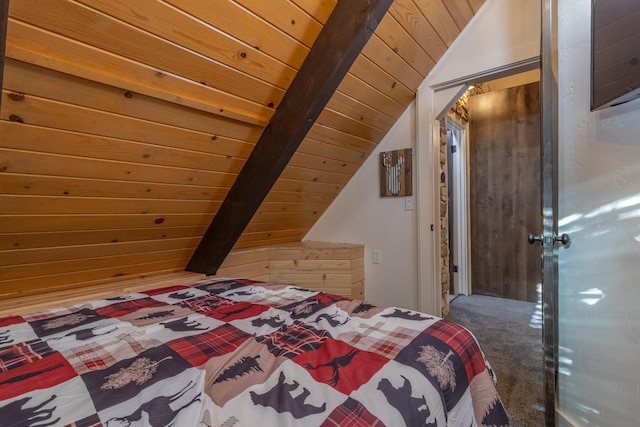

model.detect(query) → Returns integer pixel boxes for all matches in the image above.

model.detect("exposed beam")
[187,0,393,274]
[0,0,9,112]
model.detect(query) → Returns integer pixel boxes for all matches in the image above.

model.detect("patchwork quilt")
[0,278,509,426]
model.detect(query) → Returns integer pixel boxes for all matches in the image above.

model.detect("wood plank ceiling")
[0,0,485,298]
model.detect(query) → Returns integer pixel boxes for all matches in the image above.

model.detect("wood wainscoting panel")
[0,242,363,315]
[269,242,364,299]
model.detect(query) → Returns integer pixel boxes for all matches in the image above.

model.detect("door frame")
[416,58,539,316]
[540,0,559,424]
[446,117,471,296]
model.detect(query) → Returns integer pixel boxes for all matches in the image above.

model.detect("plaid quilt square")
[28,308,112,338]
[95,371,205,427]
[244,290,313,309]
[118,305,194,328]
[351,359,447,426]
[179,294,232,317]
[167,323,252,367]
[21,304,95,323]
[256,321,328,358]
[218,285,268,301]
[336,300,385,319]
[149,287,210,305]
[321,397,385,427]
[202,339,285,406]
[80,345,191,412]
[62,329,161,375]
[278,293,345,321]
[394,325,474,412]
[0,323,39,352]
[96,298,167,318]
[338,321,421,359]
[0,316,24,328]
[207,301,271,322]
[425,320,487,382]
[196,279,250,295]
[0,376,99,427]
[294,338,389,395]
[0,349,76,400]
[0,339,56,372]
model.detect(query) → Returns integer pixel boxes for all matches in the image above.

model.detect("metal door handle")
[528,232,571,247]
[554,233,571,247]
[528,233,543,244]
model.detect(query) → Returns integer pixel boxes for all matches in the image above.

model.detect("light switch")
[405,196,414,210]
[372,249,382,264]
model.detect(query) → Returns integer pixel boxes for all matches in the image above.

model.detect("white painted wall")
[416,0,541,314]
[557,1,640,425]
[423,0,541,89]
[305,104,419,310]
[306,0,542,314]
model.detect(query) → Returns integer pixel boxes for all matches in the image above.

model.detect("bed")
[0,277,509,426]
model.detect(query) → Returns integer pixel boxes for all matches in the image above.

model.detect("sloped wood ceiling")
[0,0,485,298]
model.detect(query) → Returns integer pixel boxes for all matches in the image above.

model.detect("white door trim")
[447,117,471,296]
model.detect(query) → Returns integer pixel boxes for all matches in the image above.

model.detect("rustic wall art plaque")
[379,148,412,197]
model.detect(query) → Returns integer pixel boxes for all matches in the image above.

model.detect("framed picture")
[591,0,640,110]
[379,148,412,197]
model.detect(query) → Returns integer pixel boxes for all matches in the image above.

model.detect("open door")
[469,83,542,302]
[530,0,567,424]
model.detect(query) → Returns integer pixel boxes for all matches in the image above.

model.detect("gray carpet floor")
[446,295,545,427]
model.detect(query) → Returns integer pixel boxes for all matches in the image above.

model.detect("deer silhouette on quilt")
[105,381,201,427]
[0,394,59,427]
[304,349,359,386]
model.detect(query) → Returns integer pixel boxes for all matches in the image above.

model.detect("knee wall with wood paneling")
[0,242,364,316]
[268,242,364,300]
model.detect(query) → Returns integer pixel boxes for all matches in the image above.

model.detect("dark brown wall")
[469,82,541,302]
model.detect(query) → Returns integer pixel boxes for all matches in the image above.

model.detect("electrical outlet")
[405,196,414,210]
[372,249,382,264]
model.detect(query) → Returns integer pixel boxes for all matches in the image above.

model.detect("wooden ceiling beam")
[187,0,393,274]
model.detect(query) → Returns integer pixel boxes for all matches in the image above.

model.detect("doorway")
[446,118,470,297]
[443,75,546,425]
[445,73,542,303]
[468,81,541,302]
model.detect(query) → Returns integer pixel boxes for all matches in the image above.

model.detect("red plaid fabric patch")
[0,316,24,327]
[246,292,308,309]
[168,323,251,367]
[321,397,386,427]
[294,339,388,395]
[207,301,270,322]
[313,292,347,306]
[339,322,419,359]
[257,321,328,358]
[0,339,56,372]
[62,329,151,375]
[425,320,486,381]
[0,351,76,400]
[96,297,167,318]
[179,294,232,316]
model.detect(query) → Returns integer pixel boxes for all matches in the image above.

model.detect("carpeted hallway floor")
[446,295,545,427]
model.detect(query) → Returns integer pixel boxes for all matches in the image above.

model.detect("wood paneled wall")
[270,242,364,300]
[0,0,485,298]
[0,241,364,316]
[469,82,541,302]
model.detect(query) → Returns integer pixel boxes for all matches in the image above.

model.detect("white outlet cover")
[372,249,382,264]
